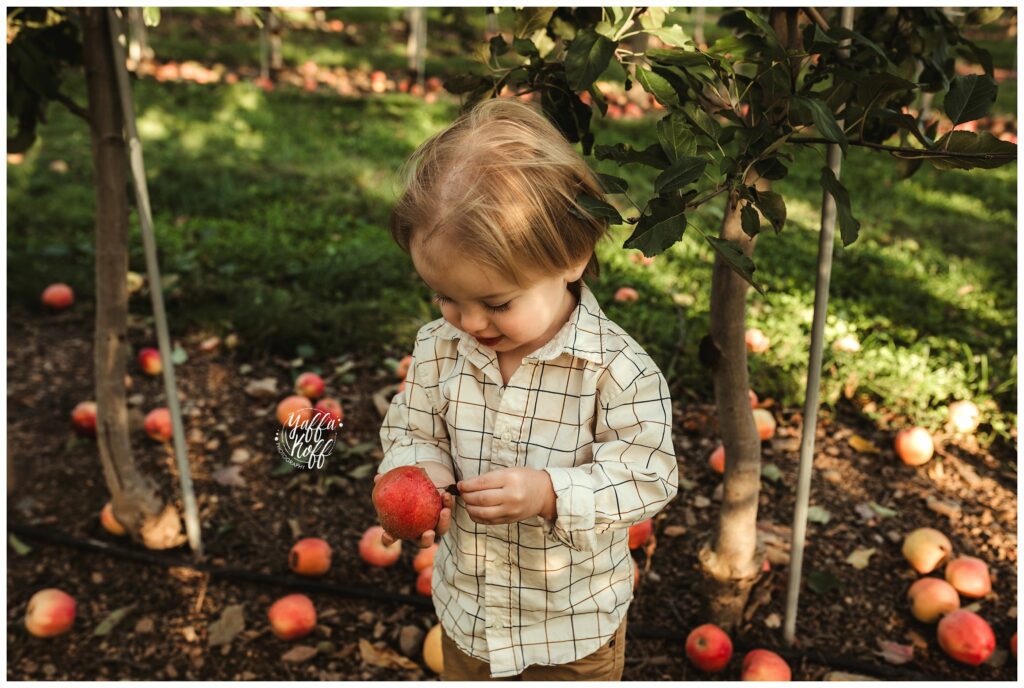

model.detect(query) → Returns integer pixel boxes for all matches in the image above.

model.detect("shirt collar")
[432,282,607,366]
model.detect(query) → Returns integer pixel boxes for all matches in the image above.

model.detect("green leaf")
[596,173,629,194]
[682,102,720,143]
[761,463,783,483]
[792,96,847,152]
[570,193,623,225]
[826,27,891,65]
[171,344,188,366]
[639,6,667,30]
[94,604,136,636]
[943,74,998,125]
[926,130,1017,170]
[964,7,1004,25]
[855,73,919,110]
[489,34,509,59]
[635,67,679,108]
[807,570,843,594]
[869,502,898,518]
[653,156,706,194]
[807,505,831,524]
[142,7,161,27]
[802,23,838,53]
[594,142,672,169]
[740,204,761,237]
[624,195,687,255]
[704,236,764,295]
[513,37,539,58]
[656,113,698,162]
[742,9,784,57]
[894,157,923,180]
[514,7,554,39]
[443,74,490,95]
[819,167,861,247]
[754,157,788,180]
[565,29,617,92]
[8,533,32,555]
[643,25,691,48]
[753,190,786,234]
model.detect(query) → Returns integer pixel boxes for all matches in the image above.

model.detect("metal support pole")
[106,8,203,556]
[783,5,854,646]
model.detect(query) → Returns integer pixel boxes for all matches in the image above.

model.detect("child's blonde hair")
[389,98,613,292]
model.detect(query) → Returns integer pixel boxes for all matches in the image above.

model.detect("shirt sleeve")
[541,366,678,552]
[378,334,455,485]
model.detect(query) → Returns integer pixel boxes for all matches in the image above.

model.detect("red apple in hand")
[685,623,733,672]
[372,466,442,542]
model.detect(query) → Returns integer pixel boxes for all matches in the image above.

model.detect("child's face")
[411,239,586,358]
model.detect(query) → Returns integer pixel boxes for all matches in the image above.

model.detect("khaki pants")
[440,617,627,681]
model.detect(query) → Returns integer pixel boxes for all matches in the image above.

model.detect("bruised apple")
[372,466,442,541]
[902,528,952,574]
[944,556,992,599]
[100,502,127,536]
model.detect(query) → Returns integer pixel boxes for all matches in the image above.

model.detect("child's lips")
[475,335,502,345]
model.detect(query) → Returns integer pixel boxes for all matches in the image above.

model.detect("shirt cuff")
[541,466,598,552]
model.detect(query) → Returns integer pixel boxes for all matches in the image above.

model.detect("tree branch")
[790,136,1017,160]
[803,7,830,32]
[54,90,91,122]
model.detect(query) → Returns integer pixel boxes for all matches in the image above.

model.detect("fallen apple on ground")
[708,445,725,474]
[741,648,791,681]
[138,347,162,376]
[25,588,77,638]
[745,328,770,353]
[267,593,317,640]
[144,407,172,442]
[685,623,733,672]
[628,520,653,550]
[944,556,992,599]
[413,543,438,573]
[947,400,981,434]
[314,397,344,424]
[416,566,432,597]
[752,408,776,440]
[295,372,325,400]
[359,525,402,567]
[276,395,313,428]
[71,401,97,436]
[907,577,960,623]
[423,624,444,674]
[937,609,995,665]
[614,286,640,303]
[372,466,442,542]
[902,527,953,574]
[396,354,413,379]
[894,427,934,466]
[289,537,332,577]
[100,502,126,536]
[41,283,74,310]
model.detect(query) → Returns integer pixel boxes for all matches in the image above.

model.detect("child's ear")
[566,256,589,283]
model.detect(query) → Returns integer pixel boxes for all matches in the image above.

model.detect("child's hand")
[458,467,556,525]
[373,473,454,549]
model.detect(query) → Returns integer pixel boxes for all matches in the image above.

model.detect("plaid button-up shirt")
[378,282,678,678]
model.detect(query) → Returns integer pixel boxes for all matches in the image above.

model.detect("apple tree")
[443,6,1016,629]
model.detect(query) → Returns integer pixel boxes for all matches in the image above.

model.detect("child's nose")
[460,309,489,334]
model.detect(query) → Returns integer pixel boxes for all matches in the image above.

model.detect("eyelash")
[433,295,511,313]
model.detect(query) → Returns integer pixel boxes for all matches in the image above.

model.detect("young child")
[374,98,678,680]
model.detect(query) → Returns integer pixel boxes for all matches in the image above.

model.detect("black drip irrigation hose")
[10,522,936,681]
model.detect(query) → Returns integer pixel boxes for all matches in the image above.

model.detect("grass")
[6,8,1017,448]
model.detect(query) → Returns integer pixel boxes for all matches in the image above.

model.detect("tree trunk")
[268,8,283,78]
[126,8,152,65]
[698,171,770,630]
[693,7,706,48]
[698,7,803,632]
[406,8,426,90]
[81,8,185,551]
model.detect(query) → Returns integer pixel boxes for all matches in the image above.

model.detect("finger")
[435,506,452,537]
[460,487,505,508]
[373,473,382,483]
[439,491,454,511]
[380,530,396,547]
[465,505,507,524]
[459,469,507,494]
[417,530,436,548]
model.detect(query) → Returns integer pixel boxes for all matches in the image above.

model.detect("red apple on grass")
[372,466,442,542]
[685,623,733,672]
[907,577,960,623]
[752,408,776,440]
[295,372,325,399]
[138,347,162,375]
[71,401,97,436]
[894,427,934,466]
[276,395,313,428]
[144,407,172,442]
[741,649,791,681]
[944,556,992,599]
[289,537,332,577]
[267,593,317,640]
[628,520,653,550]
[25,588,76,637]
[359,525,402,567]
[614,286,639,303]
[745,328,770,353]
[902,527,953,574]
[41,283,74,310]
[937,609,995,665]
[100,502,126,536]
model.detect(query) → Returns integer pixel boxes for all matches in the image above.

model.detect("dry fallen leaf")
[846,547,876,570]
[282,645,318,663]
[359,639,420,670]
[875,639,914,665]
[764,613,781,628]
[662,525,687,537]
[213,465,246,487]
[208,604,245,647]
[848,434,880,454]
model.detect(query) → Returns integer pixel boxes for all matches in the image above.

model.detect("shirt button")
[501,432,511,442]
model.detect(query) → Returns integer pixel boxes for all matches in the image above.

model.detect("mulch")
[6,305,1017,680]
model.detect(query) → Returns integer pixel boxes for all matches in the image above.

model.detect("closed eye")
[433,294,511,313]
